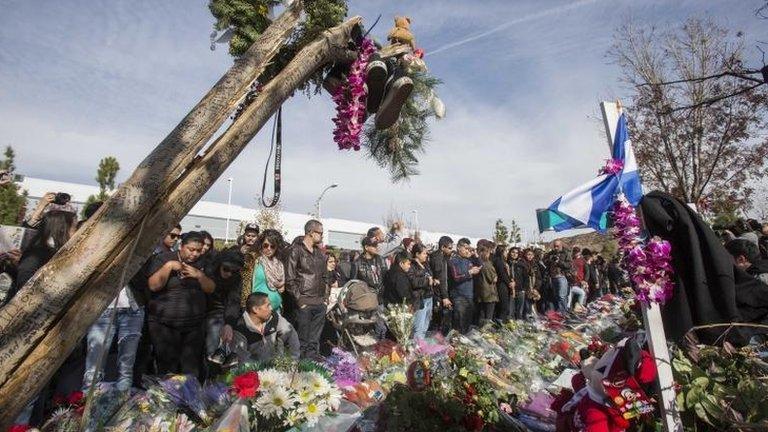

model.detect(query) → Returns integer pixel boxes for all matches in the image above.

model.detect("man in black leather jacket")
[285,219,328,360]
[351,236,387,298]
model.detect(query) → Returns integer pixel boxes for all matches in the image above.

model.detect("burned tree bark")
[0,13,362,425]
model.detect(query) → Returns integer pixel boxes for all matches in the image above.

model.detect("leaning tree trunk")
[0,14,362,425]
[0,0,301,383]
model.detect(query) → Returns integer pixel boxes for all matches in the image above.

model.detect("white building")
[17,176,481,250]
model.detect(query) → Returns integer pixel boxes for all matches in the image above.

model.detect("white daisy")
[294,385,314,404]
[299,401,328,427]
[321,385,343,411]
[258,369,284,392]
[307,372,332,396]
[290,373,313,392]
[255,386,295,418]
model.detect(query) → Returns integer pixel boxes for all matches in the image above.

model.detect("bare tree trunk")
[0,1,301,386]
[0,15,361,426]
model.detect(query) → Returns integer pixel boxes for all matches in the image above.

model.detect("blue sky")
[1,0,766,239]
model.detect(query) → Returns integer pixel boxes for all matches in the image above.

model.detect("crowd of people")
[2,190,768,426]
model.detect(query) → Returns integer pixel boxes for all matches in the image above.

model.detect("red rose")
[68,391,85,406]
[9,425,30,432]
[233,371,260,398]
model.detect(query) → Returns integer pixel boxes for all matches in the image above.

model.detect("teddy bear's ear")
[405,16,411,24]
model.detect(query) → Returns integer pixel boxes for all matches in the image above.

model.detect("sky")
[1,0,766,240]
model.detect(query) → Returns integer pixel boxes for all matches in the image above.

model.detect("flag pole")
[600,101,683,432]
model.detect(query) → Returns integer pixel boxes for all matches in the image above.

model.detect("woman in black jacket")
[409,244,434,340]
[383,252,413,307]
[492,245,513,322]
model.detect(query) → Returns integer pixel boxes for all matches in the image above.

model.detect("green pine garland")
[209,0,348,93]
[363,71,442,182]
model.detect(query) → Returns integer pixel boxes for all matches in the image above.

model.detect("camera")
[54,192,71,206]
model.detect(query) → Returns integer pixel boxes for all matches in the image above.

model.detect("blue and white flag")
[537,113,643,233]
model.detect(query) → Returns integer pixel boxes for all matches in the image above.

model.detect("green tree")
[0,146,15,172]
[508,218,522,244]
[82,156,120,218]
[493,219,509,245]
[0,146,27,225]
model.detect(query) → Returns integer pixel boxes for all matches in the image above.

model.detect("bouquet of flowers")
[383,302,414,347]
[324,347,363,389]
[105,389,178,431]
[154,375,211,425]
[226,361,343,432]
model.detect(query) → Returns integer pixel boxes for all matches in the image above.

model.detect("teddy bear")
[387,16,416,49]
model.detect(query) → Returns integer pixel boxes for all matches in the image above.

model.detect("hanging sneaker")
[208,347,226,365]
[366,55,388,113]
[374,75,413,130]
[222,352,240,369]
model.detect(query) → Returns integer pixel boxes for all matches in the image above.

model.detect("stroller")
[327,279,381,355]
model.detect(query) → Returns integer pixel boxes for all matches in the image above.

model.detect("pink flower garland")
[332,37,375,151]
[612,194,675,304]
[599,158,624,176]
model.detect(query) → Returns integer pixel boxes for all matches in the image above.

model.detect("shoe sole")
[375,77,413,130]
[366,61,388,113]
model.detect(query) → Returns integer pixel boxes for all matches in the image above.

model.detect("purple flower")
[332,37,376,151]
[599,158,624,175]
[612,194,675,306]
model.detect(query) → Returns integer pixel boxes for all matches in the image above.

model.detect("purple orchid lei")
[332,37,376,151]
[613,194,675,304]
[599,158,624,176]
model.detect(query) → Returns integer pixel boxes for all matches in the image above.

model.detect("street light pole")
[224,177,233,244]
[315,183,338,218]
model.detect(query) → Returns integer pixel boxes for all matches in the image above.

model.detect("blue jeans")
[412,297,433,340]
[514,293,530,320]
[84,307,144,392]
[568,286,586,309]
[552,276,569,312]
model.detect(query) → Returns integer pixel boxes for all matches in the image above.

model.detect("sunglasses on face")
[262,243,275,250]
[168,233,180,239]
[313,230,324,236]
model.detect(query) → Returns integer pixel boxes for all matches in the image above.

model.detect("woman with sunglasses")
[239,229,286,314]
[205,249,244,369]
